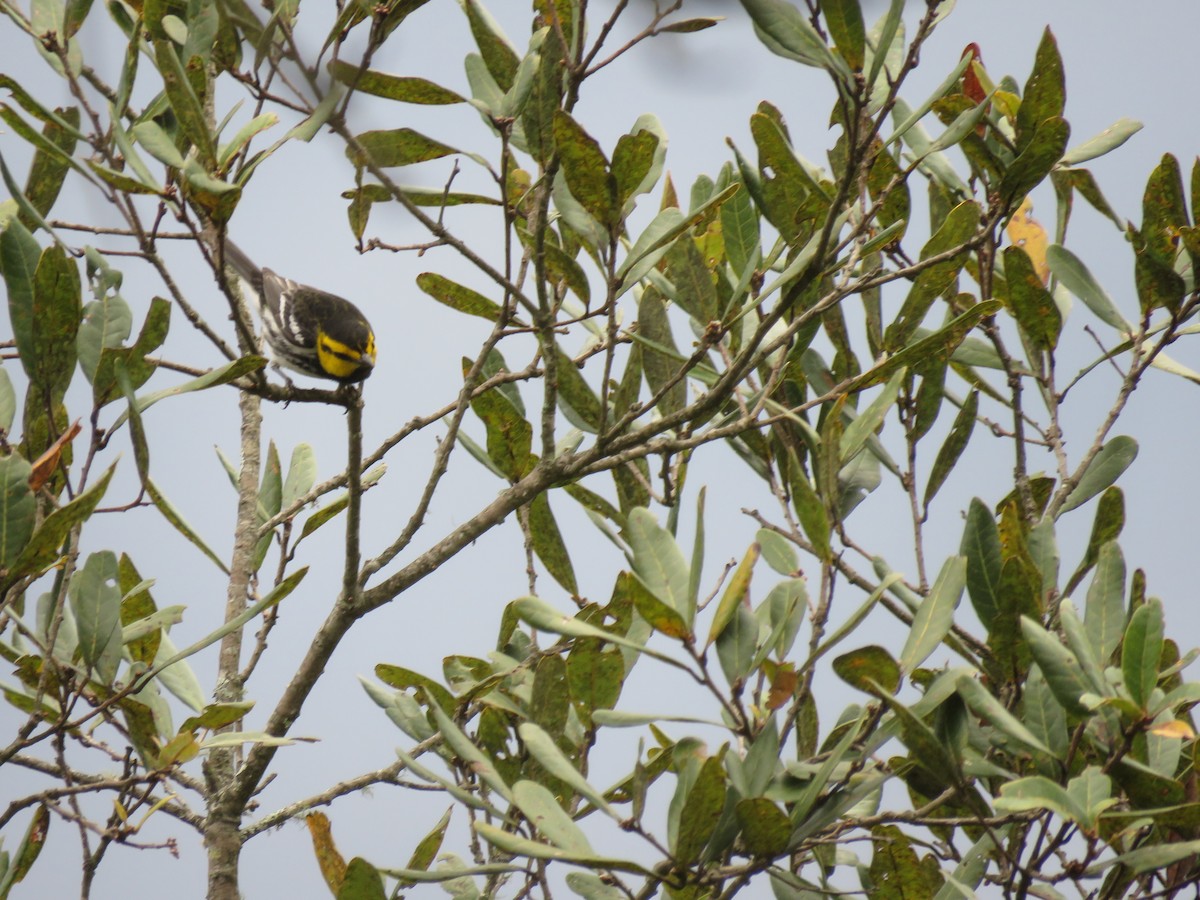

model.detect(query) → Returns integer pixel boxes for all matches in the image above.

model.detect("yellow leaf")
[1149,719,1196,740]
[306,812,347,894]
[1006,198,1049,284]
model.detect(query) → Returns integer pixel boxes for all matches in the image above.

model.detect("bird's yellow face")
[317,329,376,382]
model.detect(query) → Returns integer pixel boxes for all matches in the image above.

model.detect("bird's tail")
[222,239,259,283]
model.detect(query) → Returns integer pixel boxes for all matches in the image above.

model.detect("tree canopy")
[1,1,1199,898]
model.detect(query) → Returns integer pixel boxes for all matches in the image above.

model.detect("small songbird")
[222,241,377,384]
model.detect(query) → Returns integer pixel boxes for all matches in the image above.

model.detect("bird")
[221,240,377,384]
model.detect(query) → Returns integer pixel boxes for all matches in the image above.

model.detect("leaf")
[1046,244,1126,331]
[857,300,1002,391]
[757,528,798,576]
[706,543,759,647]
[1021,617,1091,717]
[4,463,114,586]
[337,857,386,900]
[833,645,900,694]
[1061,118,1142,167]
[924,390,978,507]
[735,798,790,857]
[994,775,1087,825]
[1004,245,1060,350]
[956,674,1051,756]
[416,272,502,321]
[740,0,840,70]
[69,550,123,684]
[899,556,966,672]
[511,780,592,855]
[146,478,230,574]
[1085,541,1125,664]
[673,755,726,864]
[329,61,464,104]
[625,508,691,622]
[23,106,79,225]
[1000,116,1070,205]
[281,443,317,511]
[518,723,619,820]
[822,0,865,70]
[869,825,937,900]
[348,128,457,168]
[1015,28,1065,155]
[840,370,902,465]
[528,492,577,595]
[553,110,617,229]
[1122,598,1163,710]
[0,453,36,569]
[1058,437,1138,516]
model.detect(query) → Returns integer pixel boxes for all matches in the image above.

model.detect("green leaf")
[25,244,81,398]
[0,453,36,569]
[0,366,15,432]
[1015,28,1065,155]
[281,443,317,511]
[349,128,457,168]
[553,110,617,229]
[1107,839,1200,876]
[720,173,761,278]
[924,390,978,507]
[328,62,464,104]
[635,287,686,417]
[1,220,42,360]
[23,106,80,224]
[511,780,592,855]
[869,825,937,900]
[840,370,902,465]
[469,374,532,483]
[822,0,865,70]
[153,39,214,165]
[1061,118,1142,167]
[146,478,230,574]
[994,775,1087,825]
[518,723,619,821]
[673,755,726,864]
[625,508,691,622]
[528,492,577,595]
[416,273,502,321]
[399,808,452,882]
[4,463,114,586]
[1045,244,1126,331]
[715,605,758,686]
[859,300,1002,391]
[899,556,966,672]
[740,0,841,71]
[956,674,1051,756]
[884,201,981,351]
[1021,617,1091,717]
[833,645,900,694]
[707,543,758,647]
[757,528,798,576]
[462,0,519,91]
[788,466,831,564]
[1004,245,1061,350]
[1085,541,1125,664]
[69,550,123,684]
[553,347,601,434]
[1058,437,1138,516]
[735,797,790,857]
[76,292,132,386]
[611,128,659,209]
[1023,664,1069,760]
[1122,598,1163,710]
[337,857,386,900]
[1000,116,1070,205]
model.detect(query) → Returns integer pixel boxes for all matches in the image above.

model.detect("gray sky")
[4,1,1200,896]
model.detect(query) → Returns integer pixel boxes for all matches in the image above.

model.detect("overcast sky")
[4,1,1200,896]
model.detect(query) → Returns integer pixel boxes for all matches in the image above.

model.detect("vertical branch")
[203,385,260,900]
[344,389,364,605]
